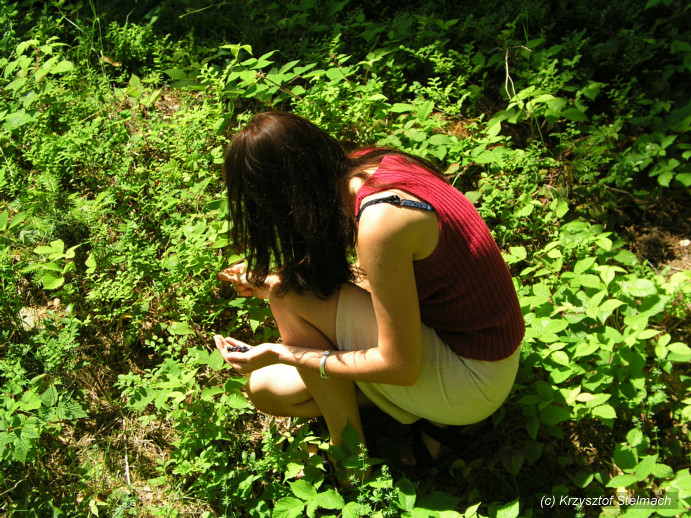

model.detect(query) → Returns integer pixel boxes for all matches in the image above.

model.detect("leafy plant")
[0,1,689,516]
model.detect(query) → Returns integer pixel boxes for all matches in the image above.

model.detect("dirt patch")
[629,226,691,273]
[623,191,691,273]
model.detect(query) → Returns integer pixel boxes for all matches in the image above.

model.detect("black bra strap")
[356,194,434,222]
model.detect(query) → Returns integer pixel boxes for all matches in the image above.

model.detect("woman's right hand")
[217,260,277,299]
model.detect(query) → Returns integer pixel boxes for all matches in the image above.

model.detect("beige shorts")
[336,284,520,425]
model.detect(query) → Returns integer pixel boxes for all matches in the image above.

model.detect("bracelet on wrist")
[319,350,331,379]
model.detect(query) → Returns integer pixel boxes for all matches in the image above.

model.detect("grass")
[1,0,690,516]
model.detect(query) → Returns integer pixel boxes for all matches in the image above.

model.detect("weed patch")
[1,0,689,516]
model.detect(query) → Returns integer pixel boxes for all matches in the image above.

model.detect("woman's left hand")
[213,335,277,374]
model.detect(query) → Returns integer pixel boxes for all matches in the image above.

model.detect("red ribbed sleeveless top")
[354,155,524,361]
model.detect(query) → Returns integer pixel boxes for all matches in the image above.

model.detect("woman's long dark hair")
[224,112,355,297]
[224,111,447,297]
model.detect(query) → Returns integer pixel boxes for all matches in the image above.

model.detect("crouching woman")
[214,111,524,468]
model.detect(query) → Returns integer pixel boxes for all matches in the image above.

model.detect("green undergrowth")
[1,0,690,516]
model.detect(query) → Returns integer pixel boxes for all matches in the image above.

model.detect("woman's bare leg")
[245,285,367,448]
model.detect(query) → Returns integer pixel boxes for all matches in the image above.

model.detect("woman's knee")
[244,380,280,415]
[244,365,313,416]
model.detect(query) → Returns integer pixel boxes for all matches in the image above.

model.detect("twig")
[0,146,14,179]
[125,445,131,485]
[504,46,532,100]
[0,477,23,498]
[179,4,215,18]
[256,72,306,103]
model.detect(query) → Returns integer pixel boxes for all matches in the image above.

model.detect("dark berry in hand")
[227,345,250,353]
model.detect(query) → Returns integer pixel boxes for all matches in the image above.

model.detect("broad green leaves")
[273,481,344,518]
[1,1,689,516]
[29,239,80,290]
[514,216,689,505]
[0,383,87,464]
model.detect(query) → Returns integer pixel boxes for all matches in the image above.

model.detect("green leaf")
[549,366,573,384]
[35,239,65,256]
[579,393,611,408]
[552,198,569,218]
[56,399,87,420]
[574,470,595,489]
[8,212,26,230]
[622,279,657,297]
[636,329,661,340]
[17,39,40,56]
[220,43,253,59]
[533,318,569,342]
[164,68,189,80]
[675,172,691,186]
[416,100,434,119]
[41,262,63,273]
[85,253,97,273]
[3,108,35,130]
[539,406,571,425]
[549,350,570,366]
[486,118,502,139]
[200,386,223,401]
[546,97,568,116]
[501,449,525,476]
[21,420,41,440]
[668,342,691,362]
[597,299,625,324]
[652,463,674,479]
[256,50,277,69]
[668,342,691,356]
[168,321,194,335]
[314,489,344,510]
[574,257,596,274]
[607,474,638,488]
[40,271,64,290]
[596,265,625,286]
[13,436,29,463]
[290,479,317,501]
[20,390,42,411]
[634,455,658,480]
[428,134,454,146]
[343,502,368,518]
[0,210,7,231]
[613,249,639,266]
[207,350,226,371]
[626,428,645,448]
[508,246,527,262]
[574,338,600,358]
[495,498,520,518]
[366,93,388,102]
[50,60,75,74]
[526,416,539,440]
[580,81,604,101]
[64,244,79,260]
[389,102,414,113]
[284,462,304,481]
[591,404,617,420]
[325,67,348,82]
[272,497,305,518]
[614,444,638,470]
[568,273,602,289]
[225,390,251,409]
[417,492,461,512]
[41,385,59,408]
[396,477,416,511]
[562,107,588,122]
